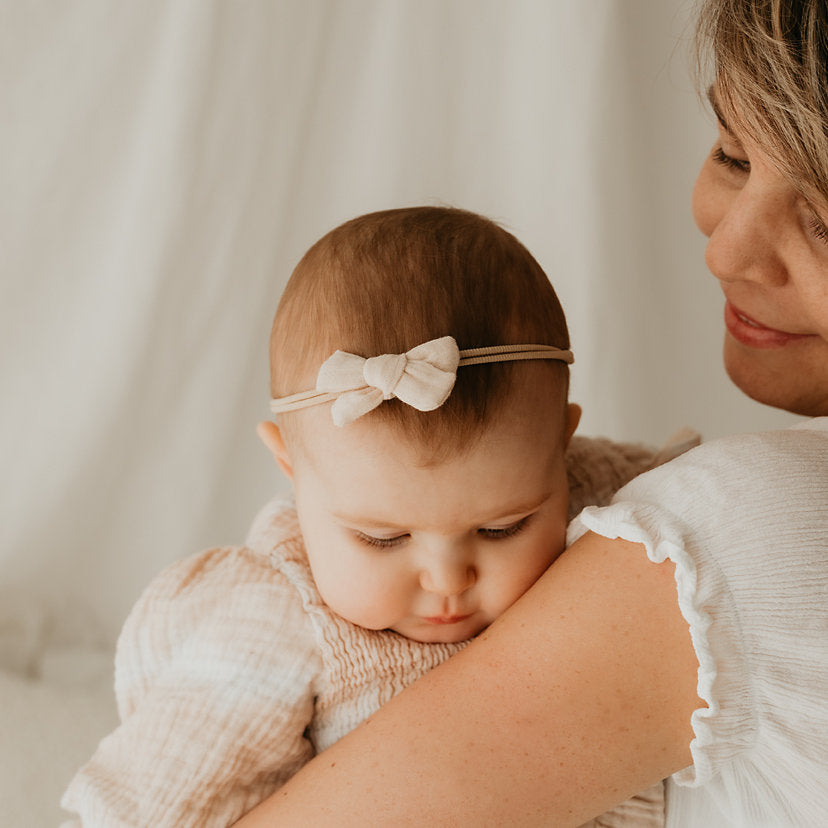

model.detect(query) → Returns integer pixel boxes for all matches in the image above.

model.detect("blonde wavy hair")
[696,0,828,202]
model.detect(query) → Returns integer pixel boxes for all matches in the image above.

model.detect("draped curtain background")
[1,1,797,820]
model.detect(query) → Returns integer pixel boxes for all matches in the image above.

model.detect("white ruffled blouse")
[570,418,828,828]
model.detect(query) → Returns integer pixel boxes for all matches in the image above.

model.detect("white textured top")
[570,418,828,828]
[60,434,673,827]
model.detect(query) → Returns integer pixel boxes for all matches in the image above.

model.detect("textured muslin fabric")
[570,419,828,827]
[61,435,668,827]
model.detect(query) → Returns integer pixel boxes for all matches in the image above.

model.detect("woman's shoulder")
[616,421,827,515]
[672,416,826,464]
[574,421,828,585]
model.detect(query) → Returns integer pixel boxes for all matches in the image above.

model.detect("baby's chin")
[388,616,488,645]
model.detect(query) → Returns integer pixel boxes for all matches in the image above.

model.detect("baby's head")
[260,206,580,643]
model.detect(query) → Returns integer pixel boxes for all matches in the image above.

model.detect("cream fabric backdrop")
[1,1,799,821]
[0,0,800,656]
[4,0,802,666]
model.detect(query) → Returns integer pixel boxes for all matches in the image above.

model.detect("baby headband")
[270,335,573,427]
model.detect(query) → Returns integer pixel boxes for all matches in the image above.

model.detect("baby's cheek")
[315,563,401,630]
[504,539,562,601]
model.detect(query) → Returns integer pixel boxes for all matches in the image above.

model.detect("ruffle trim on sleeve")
[571,501,756,788]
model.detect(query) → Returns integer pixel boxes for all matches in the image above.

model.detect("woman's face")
[692,93,828,416]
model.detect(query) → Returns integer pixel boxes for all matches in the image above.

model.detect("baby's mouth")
[422,613,471,625]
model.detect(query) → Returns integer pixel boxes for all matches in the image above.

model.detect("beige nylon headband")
[269,336,573,427]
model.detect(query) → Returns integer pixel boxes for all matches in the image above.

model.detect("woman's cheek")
[692,160,722,238]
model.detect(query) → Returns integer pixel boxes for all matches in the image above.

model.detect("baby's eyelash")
[354,531,409,549]
[712,146,750,174]
[354,516,534,547]
[478,516,531,540]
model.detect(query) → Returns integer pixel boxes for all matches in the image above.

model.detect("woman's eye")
[712,146,750,174]
[807,213,828,245]
[354,531,409,549]
[478,516,531,540]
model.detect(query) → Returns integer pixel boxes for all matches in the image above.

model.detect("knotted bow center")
[312,336,461,426]
[363,353,408,400]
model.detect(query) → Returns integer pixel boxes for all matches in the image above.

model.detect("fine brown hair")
[695,0,828,202]
[269,206,570,457]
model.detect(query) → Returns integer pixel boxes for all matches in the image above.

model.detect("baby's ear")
[564,403,581,447]
[257,421,294,480]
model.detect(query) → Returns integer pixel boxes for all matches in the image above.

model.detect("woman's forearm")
[235,533,700,826]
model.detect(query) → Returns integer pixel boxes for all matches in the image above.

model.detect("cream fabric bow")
[316,336,460,426]
[270,338,572,425]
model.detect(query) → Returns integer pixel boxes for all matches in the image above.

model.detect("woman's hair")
[270,206,570,457]
[695,0,828,201]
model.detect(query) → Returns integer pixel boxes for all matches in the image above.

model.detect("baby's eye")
[712,145,750,174]
[478,516,531,540]
[354,531,409,549]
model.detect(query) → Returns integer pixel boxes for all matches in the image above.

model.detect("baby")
[62,207,669,826]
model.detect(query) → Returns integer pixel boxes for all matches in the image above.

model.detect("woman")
[236,1,828,824]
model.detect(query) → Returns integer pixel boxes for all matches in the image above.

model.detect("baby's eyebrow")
[332,492,554,531]
[485,493,553,521]
[332,513,408,530]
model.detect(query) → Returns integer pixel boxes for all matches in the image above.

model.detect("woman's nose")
[419,553,476,596]
[703,177,790,288]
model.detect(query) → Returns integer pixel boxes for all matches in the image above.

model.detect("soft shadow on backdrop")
[1,1,798,823]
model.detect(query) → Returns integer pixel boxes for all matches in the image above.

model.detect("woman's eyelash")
[807,213,828,245]
[711,143,828,245]
[478,516,531,540]
[712,146,750,174]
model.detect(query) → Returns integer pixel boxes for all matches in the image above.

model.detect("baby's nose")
[419,556,476,596]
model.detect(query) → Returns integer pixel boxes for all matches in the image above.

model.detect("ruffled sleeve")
[61,545,321,827]
[569,424,828,826]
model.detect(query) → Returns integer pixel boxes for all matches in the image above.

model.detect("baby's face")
[289,390,577,644]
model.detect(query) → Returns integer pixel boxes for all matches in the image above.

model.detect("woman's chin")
[724,337,828,416]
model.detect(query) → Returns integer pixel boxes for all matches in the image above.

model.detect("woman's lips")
[724,301,813,349]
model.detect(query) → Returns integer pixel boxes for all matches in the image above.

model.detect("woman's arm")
[235,532,701,827]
